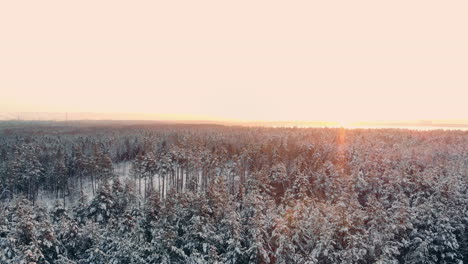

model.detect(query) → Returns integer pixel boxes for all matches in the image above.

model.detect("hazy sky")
[0,1,467,122]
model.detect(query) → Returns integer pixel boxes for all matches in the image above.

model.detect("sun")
[336,119,353,128]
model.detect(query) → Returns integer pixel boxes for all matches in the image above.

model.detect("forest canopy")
[1,122,468,263]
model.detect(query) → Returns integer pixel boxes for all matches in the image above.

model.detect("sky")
[0,1,467,123]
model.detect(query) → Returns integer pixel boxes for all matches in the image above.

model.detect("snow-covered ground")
[35,162,134,209]
[32,160,205,211]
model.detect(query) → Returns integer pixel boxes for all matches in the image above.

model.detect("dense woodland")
[1,122,468,263]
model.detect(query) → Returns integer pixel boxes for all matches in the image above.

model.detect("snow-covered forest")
[1,122,468,263]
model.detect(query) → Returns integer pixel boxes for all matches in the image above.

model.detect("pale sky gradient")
[0,1,467,123]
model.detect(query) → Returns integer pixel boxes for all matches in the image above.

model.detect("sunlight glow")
[0,1,467,124]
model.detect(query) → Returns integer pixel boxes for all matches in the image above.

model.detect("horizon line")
[2,113,468,130]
